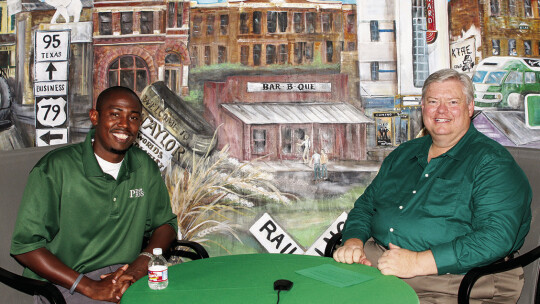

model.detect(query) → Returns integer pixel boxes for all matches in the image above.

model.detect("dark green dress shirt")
[11,129,178,280]
[342,124,532,274]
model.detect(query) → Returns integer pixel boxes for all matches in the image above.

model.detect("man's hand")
[80,264,133,303]
[377,243,437,278]
[332,238,372,266]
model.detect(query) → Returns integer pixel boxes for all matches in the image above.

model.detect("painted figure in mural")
[10,87,177,303]
[297,135,311,163]
[42,0,83,24]
[309,150,321,181]
[333,69,532,303]
[320,149,328,180]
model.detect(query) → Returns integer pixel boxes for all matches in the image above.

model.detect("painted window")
[220,15,228,35]
[306,12,316,33]
[190,46,198,67]
[411,0,429,87]
[121,12,133,35]
[99,12,112,35]
[346,13,356,34]
[508,0,517,16]
[370,20,379,42]
[253,11,262,34]
[508,39,517,56]
[490,0,500,16]
[267,12,277,33]
[524,0,532,17]
[525,72,536,84]
[294,13,304,33]
[140,11,153,34]
[192,15,202,37]
[218,46,227,64]
[348,42,356,51]
[326,41,333,63]
[505,71,523,84]
[492,39,500,55]
[371,62,379,81]
[281,127,307,154]
[177,3,184,27]
[319,127,334,154]
[279,44,288,64]
[253,44,262,66]
[204,46,211,65]
[240,13,249,34]
[321,13,332,32]
[168,2,183,28]
[253,129,266,154]
[165,53,183,94]
[266,45,276,65]
[278,12,288,32]
[206,15,214,35]
[524,40,532,55]
[108,55,149,93]
[241,46,249,65]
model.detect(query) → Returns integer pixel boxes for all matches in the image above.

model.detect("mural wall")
[1,0,539,257]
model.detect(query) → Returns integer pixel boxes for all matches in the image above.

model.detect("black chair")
[0,239,209,304]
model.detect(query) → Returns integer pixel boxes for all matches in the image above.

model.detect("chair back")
[507,147,540,304]
[0,145,57,304]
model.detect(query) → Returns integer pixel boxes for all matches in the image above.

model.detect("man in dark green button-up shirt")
[11,87,178,303]
[334,69,532,303]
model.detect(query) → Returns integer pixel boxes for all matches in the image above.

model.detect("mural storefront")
[1,0,540,259]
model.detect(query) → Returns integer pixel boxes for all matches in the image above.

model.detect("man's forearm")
[128,224,177,281]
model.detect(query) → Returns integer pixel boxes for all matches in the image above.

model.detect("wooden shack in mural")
[204,73,372,161]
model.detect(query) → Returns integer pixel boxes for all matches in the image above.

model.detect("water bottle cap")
[152,248,163,255]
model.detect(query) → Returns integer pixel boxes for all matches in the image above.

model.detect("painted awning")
[222,102,373,125]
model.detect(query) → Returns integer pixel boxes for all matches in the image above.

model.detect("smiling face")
[89,89,142,163]
[421,79,474,149]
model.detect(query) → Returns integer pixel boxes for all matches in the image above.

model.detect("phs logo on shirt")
[130,188,145,198]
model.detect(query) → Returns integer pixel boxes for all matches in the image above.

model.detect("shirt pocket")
[423,178,464,217]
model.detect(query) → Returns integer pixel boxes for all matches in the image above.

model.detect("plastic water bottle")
[148,248,168,290]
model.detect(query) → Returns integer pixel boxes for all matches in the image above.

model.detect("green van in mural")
[472,57,540,109]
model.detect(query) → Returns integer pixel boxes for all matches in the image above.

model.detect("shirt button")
[113,197,117,202]
[425,173,429,177]
[389,228,394,232]
[412,190,417,194]
[399,206,403,210]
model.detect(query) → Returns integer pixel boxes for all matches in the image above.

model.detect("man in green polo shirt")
[11,86,178,303]
[333,69,532,303]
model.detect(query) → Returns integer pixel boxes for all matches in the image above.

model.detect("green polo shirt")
[342,124,532,274]
[11,129,178,280]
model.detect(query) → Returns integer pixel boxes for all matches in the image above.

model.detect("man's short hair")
[95,86,142,112]
[421,69,474,104]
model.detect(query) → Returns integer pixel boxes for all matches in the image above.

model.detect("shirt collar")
[412,123,477,162]
[82,129,139,177]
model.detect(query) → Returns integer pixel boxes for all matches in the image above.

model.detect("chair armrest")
[168,240,209,261]
[458,245,540,304]
[0,266,66,304]
[324,232,343,258]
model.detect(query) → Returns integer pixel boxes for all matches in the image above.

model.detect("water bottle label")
[148,267,168,282]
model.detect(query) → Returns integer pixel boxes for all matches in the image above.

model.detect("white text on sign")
[249,213,304,254]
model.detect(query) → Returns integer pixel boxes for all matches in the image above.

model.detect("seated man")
[333,69,532,303]
[11,86,178,303]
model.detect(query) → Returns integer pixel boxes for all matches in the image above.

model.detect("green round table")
[121,253,419,304]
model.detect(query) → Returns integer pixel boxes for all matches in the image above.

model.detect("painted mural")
[1,0,539,258]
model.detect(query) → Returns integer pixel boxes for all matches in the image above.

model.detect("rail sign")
[249,213,304,254]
